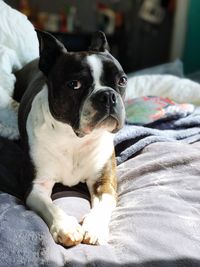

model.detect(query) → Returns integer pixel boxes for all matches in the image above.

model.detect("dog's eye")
[118,76,127,87]
[66,80,81,90]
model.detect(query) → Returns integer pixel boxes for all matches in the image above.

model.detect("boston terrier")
[16,30,127,247]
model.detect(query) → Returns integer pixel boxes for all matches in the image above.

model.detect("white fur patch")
[87,54,103,88]
[27,85,114,187]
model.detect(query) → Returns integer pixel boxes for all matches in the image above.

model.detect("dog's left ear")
[89,31,109,52]
[36,29,67,75]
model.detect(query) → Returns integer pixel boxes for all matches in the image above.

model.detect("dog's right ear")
[89,31,109,52]
[36,29,67,76]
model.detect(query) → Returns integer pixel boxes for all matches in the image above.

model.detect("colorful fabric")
[125,96,194,125]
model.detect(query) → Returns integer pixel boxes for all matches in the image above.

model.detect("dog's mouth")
[76,114,122,137]
[93,114,119,132]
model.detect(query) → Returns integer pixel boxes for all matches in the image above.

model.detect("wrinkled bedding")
[115,103,200,165]
[0,135,200,266]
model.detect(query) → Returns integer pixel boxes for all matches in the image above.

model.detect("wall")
[4,0,174,72]
[5,0,132,32]
[183,0,200,74]
[170,0,189,61]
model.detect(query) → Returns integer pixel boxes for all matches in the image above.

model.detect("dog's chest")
[27,88,114,186]
[43,128,113,186]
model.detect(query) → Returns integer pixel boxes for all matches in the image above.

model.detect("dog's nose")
[99,91,117,107]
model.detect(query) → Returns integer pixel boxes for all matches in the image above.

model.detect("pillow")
[126,74,200,105]
[0,1,39,140]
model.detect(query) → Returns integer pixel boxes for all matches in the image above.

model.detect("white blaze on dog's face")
[37,31,127,137]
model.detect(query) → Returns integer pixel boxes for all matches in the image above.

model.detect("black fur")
[88,31,109,52]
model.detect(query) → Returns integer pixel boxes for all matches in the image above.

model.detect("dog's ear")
[89,31,109,52]
[36,29,67,75]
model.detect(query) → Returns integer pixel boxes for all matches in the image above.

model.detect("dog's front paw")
[81,212,109,245]
[50,215,84,247]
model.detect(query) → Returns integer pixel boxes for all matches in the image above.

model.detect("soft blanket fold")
[115,107,200,165]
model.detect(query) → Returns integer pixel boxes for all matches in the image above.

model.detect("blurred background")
[4,0,200,77]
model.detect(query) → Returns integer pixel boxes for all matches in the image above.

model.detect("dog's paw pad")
[82,231,108,245]
[82,213,109,245]
[50,216,84,247]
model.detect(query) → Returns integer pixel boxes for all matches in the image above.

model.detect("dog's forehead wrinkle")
[86,55,103,86]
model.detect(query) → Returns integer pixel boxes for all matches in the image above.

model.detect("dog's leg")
[82,153,117,245]
[26,181,84,247]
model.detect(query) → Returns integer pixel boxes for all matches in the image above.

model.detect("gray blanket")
[0,141,200,266]
[115,107,200,164]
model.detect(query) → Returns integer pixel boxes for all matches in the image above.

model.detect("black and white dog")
[16,30,127,247]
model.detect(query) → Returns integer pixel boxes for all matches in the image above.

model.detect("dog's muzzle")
[79,88,125,136]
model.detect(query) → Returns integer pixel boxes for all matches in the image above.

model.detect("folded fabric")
[115,107,200,165]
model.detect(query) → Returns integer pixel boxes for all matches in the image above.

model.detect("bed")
[0,2,200,266]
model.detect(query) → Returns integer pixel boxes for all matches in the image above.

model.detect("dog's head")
[37,30,127,136]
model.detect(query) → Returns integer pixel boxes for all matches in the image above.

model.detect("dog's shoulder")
[17,60,46,146]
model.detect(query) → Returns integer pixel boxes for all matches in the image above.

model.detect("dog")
[16,30,127,247]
